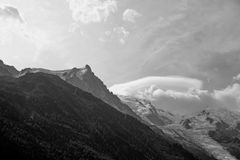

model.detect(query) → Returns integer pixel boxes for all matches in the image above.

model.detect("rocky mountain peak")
[63,67,138,118]
[85,64,92,72]
[0,60,19,77]
[0,59,4,65]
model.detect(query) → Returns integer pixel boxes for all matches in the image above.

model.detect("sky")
[1,0,240,114]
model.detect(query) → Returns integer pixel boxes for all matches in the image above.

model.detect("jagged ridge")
[0,60,19,77]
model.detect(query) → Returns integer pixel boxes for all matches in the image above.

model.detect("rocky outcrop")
[0,59,19,77]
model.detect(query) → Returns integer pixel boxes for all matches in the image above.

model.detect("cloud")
[66,0,117,24]
[132,0,240,92]
[152,88,207,100]
[213,83,240,110]
[0,5,24,44]
[113,27,129,44]
[234,74,240,81]
[109,76,203,97]
[0,5,24,22]
[0,4,50,61]
[109,76,208,114]
[100,26,130,44]
[110,76,240,115]
[122,9,142,23]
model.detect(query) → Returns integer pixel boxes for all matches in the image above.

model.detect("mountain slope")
[19,66,138,119]
[0,72,202,160]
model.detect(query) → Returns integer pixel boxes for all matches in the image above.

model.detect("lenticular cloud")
[109,76,203,97]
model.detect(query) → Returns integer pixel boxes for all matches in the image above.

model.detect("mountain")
[119,94,240,160]
[0,60,19,77]
[0,72,204,160]
[181,108,240,160]
[119,95,176,126]
[118,95,217,160]
[19,66,138,119]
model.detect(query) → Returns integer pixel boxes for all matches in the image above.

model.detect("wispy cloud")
[0,5,24,44]
[138,0,240,91]
[114,27,130,44]
[66,0,117,24]
[123,9,142,23]
[0,5,23,22]
[0,4,50,62]
[99,26,130,44]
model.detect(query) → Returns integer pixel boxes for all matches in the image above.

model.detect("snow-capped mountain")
[180,108,240,160]
[118,95,217,159]
[117,92,240,160]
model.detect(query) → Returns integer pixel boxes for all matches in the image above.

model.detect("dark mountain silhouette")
[0,72,203,160]
[19,66,138,119]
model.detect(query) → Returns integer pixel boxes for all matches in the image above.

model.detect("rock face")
[0,72,201,160]
[181,108,240,160]
[19,66,138,119]
[0,59,19,77]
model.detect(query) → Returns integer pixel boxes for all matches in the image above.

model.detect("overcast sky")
[1,0,240,114]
